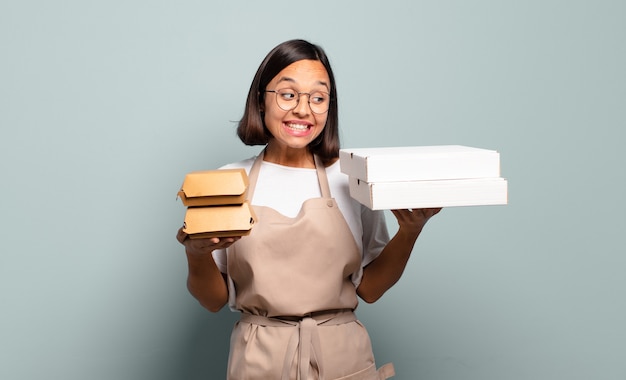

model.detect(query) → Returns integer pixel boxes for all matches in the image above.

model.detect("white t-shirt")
[212,156,390,307]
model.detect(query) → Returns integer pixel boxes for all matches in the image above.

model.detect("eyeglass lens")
[273,89,329,114]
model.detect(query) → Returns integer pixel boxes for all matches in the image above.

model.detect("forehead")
[270,60,330,89]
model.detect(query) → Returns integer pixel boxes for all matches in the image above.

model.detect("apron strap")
[314,154,332,199]
[246,150,264,202]
[246,148,332,202]
[377,363,396,379]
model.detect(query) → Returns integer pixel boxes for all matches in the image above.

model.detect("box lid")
[340,145,501,182]
[178,168,249,206]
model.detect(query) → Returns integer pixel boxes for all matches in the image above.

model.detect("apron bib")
[225,151,394,380]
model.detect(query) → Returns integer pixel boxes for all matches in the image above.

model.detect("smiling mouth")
[285,123,311,131]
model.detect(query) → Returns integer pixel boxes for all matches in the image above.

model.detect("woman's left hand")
[390,208,442,236]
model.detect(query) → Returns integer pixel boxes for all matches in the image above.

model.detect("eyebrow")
[276,76,330,91]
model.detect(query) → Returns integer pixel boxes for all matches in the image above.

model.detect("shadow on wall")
[175,307,239,380]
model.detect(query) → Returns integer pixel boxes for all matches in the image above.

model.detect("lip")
[282,120,314,137]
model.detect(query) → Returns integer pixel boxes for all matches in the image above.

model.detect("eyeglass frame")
[264,88,331,114]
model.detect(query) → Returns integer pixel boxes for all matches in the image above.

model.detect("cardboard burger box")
[339,145,508,210]
[178,169,249,206]
[183,203,256,238]
[178,169,256,239]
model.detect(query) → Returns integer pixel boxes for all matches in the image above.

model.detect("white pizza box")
[340,145,501,182]
[349,177,508,210]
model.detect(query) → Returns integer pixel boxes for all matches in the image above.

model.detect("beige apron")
[225,152,395,380]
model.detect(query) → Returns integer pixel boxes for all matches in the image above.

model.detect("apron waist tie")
[240,310,357,380]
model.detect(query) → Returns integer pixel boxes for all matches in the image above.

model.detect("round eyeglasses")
[265,88,330,114]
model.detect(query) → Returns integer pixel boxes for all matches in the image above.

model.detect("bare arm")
[176,228,239,312]
[356,208,441,303]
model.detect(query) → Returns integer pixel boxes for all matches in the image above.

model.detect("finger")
[390,209,409,222]
[214,236,242,249]
[188,237,219,249]
[425,208,442,217]
[391,209,411,216]
[189,236,242,251]
[176,227,188,244]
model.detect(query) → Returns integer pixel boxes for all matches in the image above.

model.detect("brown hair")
[236,39,340,166]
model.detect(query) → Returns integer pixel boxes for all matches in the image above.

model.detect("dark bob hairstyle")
[236,39,340,166]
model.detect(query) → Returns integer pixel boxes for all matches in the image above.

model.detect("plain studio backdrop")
[1,1,624,379]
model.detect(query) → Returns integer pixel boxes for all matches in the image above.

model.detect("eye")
[310,92,329,105]
[278,89,297,101]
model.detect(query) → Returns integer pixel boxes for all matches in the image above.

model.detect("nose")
[292,93,311,116]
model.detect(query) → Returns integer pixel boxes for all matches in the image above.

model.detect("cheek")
[263,98,283,119]
[317,115,329,129]
[263,106,279,126]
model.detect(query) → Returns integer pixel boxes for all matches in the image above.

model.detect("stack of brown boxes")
[178,169,256,239]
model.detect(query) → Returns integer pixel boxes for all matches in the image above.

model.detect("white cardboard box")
[340,145,501,182]
[349,177,508,210]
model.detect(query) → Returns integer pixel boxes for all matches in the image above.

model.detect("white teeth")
[287,123,309,131]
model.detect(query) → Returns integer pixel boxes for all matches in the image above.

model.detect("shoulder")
[325,159,347,184]
[218,156,256,173]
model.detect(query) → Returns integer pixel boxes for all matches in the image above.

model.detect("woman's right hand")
[176,227,241,256]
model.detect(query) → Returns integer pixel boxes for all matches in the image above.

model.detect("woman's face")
[263,59,330,152]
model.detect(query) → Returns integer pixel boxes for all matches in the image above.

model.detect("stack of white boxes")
[339,145,508,210]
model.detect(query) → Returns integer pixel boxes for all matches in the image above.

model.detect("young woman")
[176,39,440,379]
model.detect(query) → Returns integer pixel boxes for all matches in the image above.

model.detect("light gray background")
[1,1,624,379]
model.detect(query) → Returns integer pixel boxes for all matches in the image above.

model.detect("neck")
[264,143,315,168]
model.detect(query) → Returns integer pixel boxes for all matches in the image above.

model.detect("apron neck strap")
[314,154,331,198]
[247,148,331,202]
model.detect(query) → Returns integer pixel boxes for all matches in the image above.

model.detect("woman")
[176,39,440,379]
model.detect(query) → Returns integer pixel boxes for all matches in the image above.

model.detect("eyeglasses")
[265,88,330,114]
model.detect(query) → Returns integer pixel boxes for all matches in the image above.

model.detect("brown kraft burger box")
[178,169,256,238]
